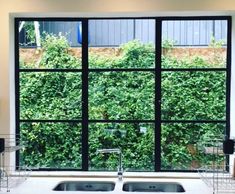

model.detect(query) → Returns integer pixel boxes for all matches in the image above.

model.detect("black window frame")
[15,16,232,172]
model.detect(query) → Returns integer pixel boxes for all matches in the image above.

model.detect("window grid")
[15,16,231,172]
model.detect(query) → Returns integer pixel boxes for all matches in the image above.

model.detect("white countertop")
[0,177,213,194]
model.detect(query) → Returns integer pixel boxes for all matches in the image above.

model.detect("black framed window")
[160,18,231,171]
[87,19,156,171]
[16,20,83,170]
[15,16,231,172]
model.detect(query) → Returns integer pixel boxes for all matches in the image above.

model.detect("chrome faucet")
[97,148,123,180]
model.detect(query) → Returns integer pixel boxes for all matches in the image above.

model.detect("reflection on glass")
[20,122,82,169]
[89,72,155,120]
[161,71,226,120]
[161,123,226,170]
[162,20,227,68]
[20,72,82,120]
[89,123,154,171]
[88,19,155,68]
[19,21,82,69]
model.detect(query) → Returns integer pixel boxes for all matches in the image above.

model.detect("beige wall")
[0,0,235,142]
[2,0,235,13]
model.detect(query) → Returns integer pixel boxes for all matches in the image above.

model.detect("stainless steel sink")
[123,182,185,192]
[53,181,115,191]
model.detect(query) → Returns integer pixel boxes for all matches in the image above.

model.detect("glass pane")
[20,72,82,120]
[161,123,226,170]
[19,21,82,69]
[89,72,155,120]
[89,123,155,171]
[20,122,82,169]
[161,71,226,120]
[88,19,155,68]
[162,20,227,68]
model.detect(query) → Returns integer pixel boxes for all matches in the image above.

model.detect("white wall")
[0,0,235,165]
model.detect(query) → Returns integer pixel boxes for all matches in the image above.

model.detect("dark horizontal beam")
[161,120,226,124]
[19,69,83,72]
[162,68,227,72]
[15,16,231,21]
[19,68,227,72]
[19,119,226,124]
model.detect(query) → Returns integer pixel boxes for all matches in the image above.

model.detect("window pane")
[161,71,226,120]
[89,72,155,120]
[88,19,155,68]
[20,122,82,169]
[161,123,226,170]
[19,21,82,69]
[162,20,227,68]
[20,72,82,120]
[89,123,155,171]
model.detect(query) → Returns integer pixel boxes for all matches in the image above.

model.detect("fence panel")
[19,19,227,47]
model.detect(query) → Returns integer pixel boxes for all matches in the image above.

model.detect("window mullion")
[155,19,162,172]
[82,19,89,171]
[15,19,20,168]
[226,17,232,138]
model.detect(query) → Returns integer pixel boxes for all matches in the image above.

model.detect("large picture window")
[16,16,231,171]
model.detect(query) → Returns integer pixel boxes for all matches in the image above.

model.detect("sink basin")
[53,181,115,191]
[123,182,185,192]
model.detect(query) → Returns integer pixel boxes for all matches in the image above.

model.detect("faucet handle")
[117,170,123,180]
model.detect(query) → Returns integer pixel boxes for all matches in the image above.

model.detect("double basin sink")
[53,180,185,192]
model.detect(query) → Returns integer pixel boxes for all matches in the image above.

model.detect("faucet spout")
[97,148,121,154]
[97,148,123,180]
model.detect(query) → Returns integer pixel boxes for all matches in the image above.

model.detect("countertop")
[0,177,213,194]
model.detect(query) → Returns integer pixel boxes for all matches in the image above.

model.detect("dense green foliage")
[20,34,226,171]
